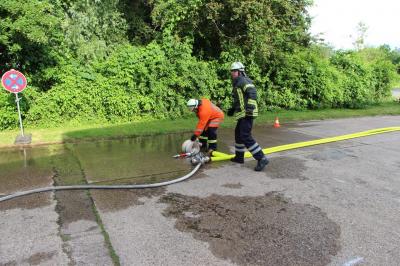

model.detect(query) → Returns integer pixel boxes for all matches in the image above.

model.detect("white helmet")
[230,61,245,72]
[187,99,199,111]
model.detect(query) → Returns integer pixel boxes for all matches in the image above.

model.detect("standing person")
[187,98,224,155]
[227,62,269,171]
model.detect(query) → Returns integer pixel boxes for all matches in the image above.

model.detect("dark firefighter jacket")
[230,76,259,120]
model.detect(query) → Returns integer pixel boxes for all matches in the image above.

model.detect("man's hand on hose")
[190,134,198,141]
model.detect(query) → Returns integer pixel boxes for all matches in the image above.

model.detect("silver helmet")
[187,99,199,111]
[230,61,245,72]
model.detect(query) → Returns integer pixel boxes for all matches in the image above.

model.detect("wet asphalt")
[0,116,400,265]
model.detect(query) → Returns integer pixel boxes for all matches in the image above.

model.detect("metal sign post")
[1,69,31,144]
[15,93,25,137]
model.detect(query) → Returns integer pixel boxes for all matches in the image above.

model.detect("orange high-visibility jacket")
[194,98,224,136]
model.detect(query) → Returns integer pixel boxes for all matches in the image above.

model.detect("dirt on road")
[160,192,340,266]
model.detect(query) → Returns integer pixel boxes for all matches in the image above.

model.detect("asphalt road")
[1,116,400,266]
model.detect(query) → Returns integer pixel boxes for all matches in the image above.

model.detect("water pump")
[173,139,210,165]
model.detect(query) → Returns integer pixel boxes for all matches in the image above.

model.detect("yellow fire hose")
[211,126,400,162]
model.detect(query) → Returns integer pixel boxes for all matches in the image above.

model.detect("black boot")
[230,157,244,164]
[230,152,244,164]
[255,157,269,171]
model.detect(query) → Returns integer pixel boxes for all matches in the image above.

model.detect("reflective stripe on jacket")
[231,76,259,120]
[194,99,224,136]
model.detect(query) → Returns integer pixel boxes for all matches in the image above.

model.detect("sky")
[308,0,400,50]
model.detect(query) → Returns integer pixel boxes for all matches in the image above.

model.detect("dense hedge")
[0,0,398,130]
[25,42,225,126]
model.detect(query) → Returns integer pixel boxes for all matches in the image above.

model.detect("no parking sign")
[1,69,31,144]
[1,69,27,93]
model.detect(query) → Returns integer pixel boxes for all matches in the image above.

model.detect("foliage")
[352,21,368,50]
[0,0,398,130]
[118,0,154,45]
[25,42,225,126]
[150,0,312,67]
[0,91,17,130]
[56,0,128,63]
[0,0,62,88]
[379,45,400,74]
[267,46,343,109]
[331,49,396,108]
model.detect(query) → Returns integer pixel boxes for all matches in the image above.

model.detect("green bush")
[356,48,397,100]
[267,47,344,109]
[25,41,227,126]
[0,91,18,129]
[330,50,395,108]
[1,0,398,130]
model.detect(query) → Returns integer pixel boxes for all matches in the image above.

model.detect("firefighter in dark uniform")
[227,62,269,171]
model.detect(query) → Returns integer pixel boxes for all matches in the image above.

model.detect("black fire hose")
[0,163,202,203]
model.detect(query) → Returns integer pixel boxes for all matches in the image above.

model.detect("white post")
[15,92,25,137]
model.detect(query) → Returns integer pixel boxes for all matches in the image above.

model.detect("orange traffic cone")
[273,117,281,128]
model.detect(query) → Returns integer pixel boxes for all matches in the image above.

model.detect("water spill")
[0,147,55,210]
[0,134,193,191]
[253,124,317,147]
[265,156,308,180]
[306,148,357,161]
[217,126,316,153]
[222,183,243,189]
[1,124,319,210]
[55,191,96,224]
[69,134,191,184]
[91,188,166,212]
[0,134,193,211]
[23,251,57,265]
[0,147,55,193]
[160,192,341,266]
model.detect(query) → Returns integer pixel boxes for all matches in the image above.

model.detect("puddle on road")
[0,147,55,210]
[0,134,191,212]
[0,124,317,192]
[2,251,57,266]
[1,124,320,211]
[55,190,96,224]
[160,192,340,266]
[24,251,57,265]
[265,156,308,180]
[0,147,54,193]
[91,188,166,212]
[218,125,317,153]
[306,148,357,162]
[222,182,243,189]
[69,134,191,184]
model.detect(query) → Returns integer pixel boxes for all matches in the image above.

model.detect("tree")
[149,0,312,66]
[0,0,61,87]
[352,21,368,50]
[57,0,128,62]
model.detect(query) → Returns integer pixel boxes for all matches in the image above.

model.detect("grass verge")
[0,101,399,148]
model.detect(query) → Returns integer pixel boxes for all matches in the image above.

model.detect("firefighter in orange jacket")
[187,98,224,154]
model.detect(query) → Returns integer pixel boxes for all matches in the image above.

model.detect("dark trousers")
[199,127,218,151]
[234,117,264,160]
